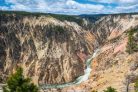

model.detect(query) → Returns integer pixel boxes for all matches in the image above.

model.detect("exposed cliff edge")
[0,12,99,85]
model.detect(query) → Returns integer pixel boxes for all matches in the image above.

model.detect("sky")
[0,0,138,15]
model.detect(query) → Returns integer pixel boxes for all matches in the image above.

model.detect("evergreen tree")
[103,87,117,92]
[126,28,138,54]
[3,67,39,92]
[135,79,138,92]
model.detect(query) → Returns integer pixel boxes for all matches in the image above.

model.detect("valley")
[0,11,138,92]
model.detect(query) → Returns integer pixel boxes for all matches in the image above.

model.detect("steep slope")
[60,14,138,92]
[0,13,99,85]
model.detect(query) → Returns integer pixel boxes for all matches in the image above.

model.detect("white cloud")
[1,0,138,14]
[116,4,138,10]
[88,0,138,14]
[0,6,9,10]
[10,4,31,11]
[66,0,104,11]
[3,0,105,14]
[89,0,138,4]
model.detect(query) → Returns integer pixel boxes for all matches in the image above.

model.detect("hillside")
[62,14,138,92]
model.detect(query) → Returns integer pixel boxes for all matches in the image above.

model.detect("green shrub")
[3,67,39,92]
[91,90,98,92]
[103,87,117,92]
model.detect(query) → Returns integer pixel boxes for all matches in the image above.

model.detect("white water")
[40,49,100,89]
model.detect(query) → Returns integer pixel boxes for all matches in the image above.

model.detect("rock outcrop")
[0,13,99,85]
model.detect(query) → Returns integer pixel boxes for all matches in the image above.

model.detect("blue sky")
[0,0,138,15]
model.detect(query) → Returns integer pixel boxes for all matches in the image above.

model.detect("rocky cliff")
[61,14,138,92]
[0,12,100,85]
[0,11,138,92]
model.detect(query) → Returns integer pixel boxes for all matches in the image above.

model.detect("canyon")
[0,11,138,92]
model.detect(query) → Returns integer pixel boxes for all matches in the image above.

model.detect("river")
[40,49,100,89]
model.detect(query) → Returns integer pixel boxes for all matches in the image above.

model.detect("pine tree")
[126,27,138,54]
[103,87,117,92]
[135,79,138,92]
[3,67,39,92]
